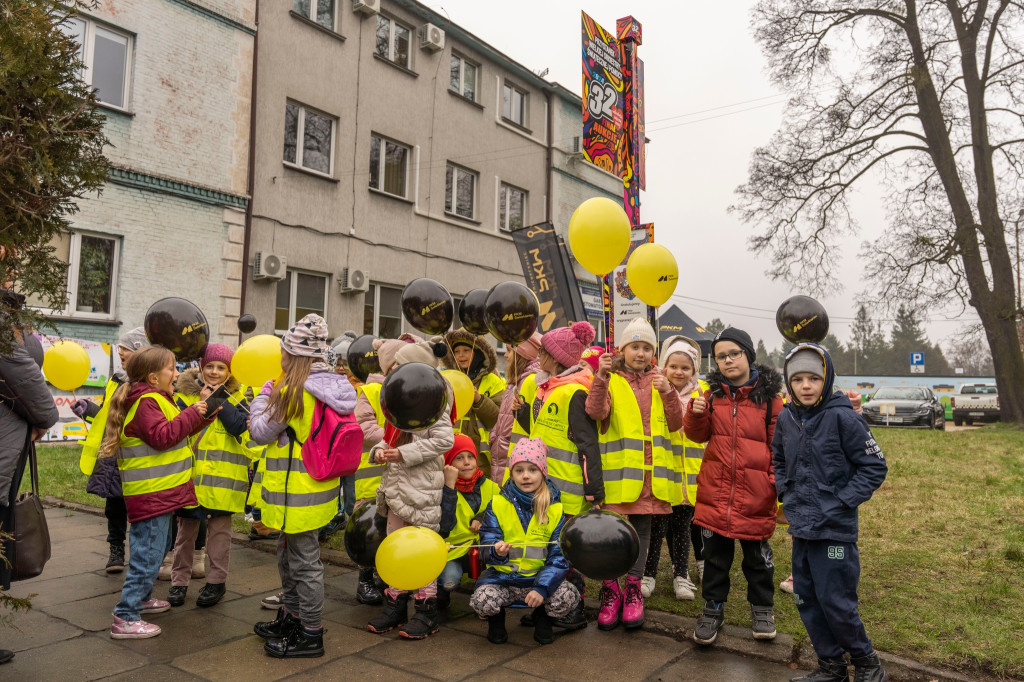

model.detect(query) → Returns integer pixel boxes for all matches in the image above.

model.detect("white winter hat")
[618,318,658,352]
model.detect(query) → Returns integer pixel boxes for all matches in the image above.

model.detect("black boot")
[532,606,554,645]
[196,582,226,607]
[791,658,849,682]
[851,652,888,682]
[399,597,440,639]
[366,593,409,634]
[167,585,187,607]
[553,599,587,630]
[105,544,125,574]
[356,567,383,605]
[254,608,300,639]
[264,627,325,658]
[487,608,508,644]
[436,588,451,611]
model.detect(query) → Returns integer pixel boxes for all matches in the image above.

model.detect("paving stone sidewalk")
[1,509,816,681]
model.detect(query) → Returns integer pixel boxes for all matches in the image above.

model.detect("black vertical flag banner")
[511,222,587,333]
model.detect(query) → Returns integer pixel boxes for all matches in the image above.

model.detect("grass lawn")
[31,426,1024,677]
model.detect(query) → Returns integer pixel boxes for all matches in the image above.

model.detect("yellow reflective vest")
[80,378,120,476]
[260,389,341,534]
[489,494,563,576]
[447,478,499,561]
[355,383,387,501]
[118,393,195,498]
[507,374,539,462]
[669,379,709,506]
[598,374,682,505]
[529,384,590,515]
[456,372,506,471]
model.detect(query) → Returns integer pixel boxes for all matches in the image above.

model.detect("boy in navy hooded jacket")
[772,344,888,682]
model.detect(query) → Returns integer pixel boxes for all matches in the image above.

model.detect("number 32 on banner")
[587,80,618,119]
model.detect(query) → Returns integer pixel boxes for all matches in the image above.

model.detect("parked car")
[951,383,1000,426]
[862,386,946,429]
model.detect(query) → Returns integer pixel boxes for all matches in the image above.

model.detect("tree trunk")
[975,296,1024,422]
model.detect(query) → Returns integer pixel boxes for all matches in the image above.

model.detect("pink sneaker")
[622,576,645,629]
[140,598,170,614]
[597,580,622,631]
[110,615,162,639]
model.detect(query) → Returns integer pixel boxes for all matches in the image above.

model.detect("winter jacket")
[120,381,208,523]
[772,345,887,542]
[587,359,683,515]
[85,377,126,499]
[355,373,385,448]
[248,370,357,447]
[489,360,539,483]
[370,398,455,531]
[475,479,569,598]
[173,368,250,438]
[442,330,506,470]
[683,363,784,541]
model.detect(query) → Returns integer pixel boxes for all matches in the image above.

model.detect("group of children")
[80,309,889,681]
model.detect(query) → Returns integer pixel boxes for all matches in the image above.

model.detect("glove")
[70,399,90,418]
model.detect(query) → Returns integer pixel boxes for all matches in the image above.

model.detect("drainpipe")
[544,89,553,222]
[239,0,259,345]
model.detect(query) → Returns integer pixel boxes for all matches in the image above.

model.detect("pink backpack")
[298,400,362,481]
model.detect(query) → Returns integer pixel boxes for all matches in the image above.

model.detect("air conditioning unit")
[352,0,379,15]
[253,252,287,281]
[420,23,445,51]
[339,267,369,293]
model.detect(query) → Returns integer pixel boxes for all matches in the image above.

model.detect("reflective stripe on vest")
[259,387,341,534]
[355,383,386,501]
[529,383,589,514]
[447,478,499,560]
[598,375,681,505]
[670,378,709,505]
[118,392,195,498]
[80,379,121,476]
[489,495,563,576]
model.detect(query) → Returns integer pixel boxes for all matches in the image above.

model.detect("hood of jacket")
[707,362,783,406]
[442,329,498,383]
[174,367,241,397]
[304,370,357,414]
[783,343,839,420]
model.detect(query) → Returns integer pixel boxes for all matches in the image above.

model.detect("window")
[275,270,328,332]
[449,54,477,101]
[61,16,131,109]
[292,0,334,29]
[369,134,409,197]
[375,15,410,68]
[499,183,526,232]
[284,101,336,176]
[502,82,527,126]
[364,284,404,338]
[445,164,477,219]
[24,232,119,319]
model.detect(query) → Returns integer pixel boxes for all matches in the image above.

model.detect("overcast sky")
[426,0,978,354]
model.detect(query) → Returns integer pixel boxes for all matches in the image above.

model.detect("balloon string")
[448,541,557,549]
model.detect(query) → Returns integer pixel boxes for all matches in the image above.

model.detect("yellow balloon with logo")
[375,526,447,591]
[626,243,679,307]
[568,197,632,276]
[441,369,474,421]
[42,340,91,391]
[232,334,282,389]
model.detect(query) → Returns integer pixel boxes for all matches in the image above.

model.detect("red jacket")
[683,365,783,541]
[121,381,207,523]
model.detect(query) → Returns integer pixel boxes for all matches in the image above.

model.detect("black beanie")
[712,327,756,364]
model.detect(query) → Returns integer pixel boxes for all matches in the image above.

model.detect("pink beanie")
[514,332,543,362]
[580,346,605,373]
[509,437,548,477]
[201,343,233,369]
[541,321,596,369]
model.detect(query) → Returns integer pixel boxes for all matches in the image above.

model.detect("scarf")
[456,468,485,493]
[535,364,593,402]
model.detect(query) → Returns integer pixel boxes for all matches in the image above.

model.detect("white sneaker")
[779,575,794,594]
[244,512,254,523]
[640,576,656,598]
[673,576,697,600]
[695,560,705,583]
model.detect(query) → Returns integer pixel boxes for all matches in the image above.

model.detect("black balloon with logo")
[381,362,448,431]
[401,278,454,335]
[776,295,830,344]
[347,334,381,384]
[459,288,490,336]
[144,297,209,361]
[559,509,640,580]
[344,500,384,568]
[484,281,539,345]
[237,313,257,334]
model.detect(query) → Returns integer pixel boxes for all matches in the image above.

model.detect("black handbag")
[6,437,51,582]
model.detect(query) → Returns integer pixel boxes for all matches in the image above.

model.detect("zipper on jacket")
[726,397,738,531]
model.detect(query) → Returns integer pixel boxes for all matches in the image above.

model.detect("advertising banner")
[35,334,112,441]
[512,223,587,333]
[581,11,627,178]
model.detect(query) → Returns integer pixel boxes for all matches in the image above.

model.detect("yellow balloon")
[232,334,282,389]
[441,369,474,421]
[625,243,679,307]
[43,340,91,391]
[568,197,632,276]
[375,526,448,591]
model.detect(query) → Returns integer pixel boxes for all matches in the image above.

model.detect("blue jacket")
[475,479,569,599]
[772,344,888,542]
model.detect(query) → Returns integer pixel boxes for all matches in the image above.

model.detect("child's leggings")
[470,581,579,618]
[277,529,325,629]
[114,512,172,621]
[384,509,437,599]
[645,504,695,578]
[172,515,232,586]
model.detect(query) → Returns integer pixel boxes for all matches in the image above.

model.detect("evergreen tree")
[756,338,770,365]
[821,333,851,374]
[705,318,727,337]
[849,305,887,374]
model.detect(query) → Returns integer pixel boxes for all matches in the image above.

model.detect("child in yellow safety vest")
[586,318,684,632]
[442,330,506,477]
[437,434,499,610]
[97,346,213,640]
[643,335,708,602]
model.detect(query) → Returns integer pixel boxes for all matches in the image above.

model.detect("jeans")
[340,474,355,517]
[114,513,172,621]
[438,559,464,592]
[278,530,325,629]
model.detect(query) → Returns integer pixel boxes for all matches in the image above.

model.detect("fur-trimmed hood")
[706,363,783,406]
[174,367,241,397]
[442,329,498,383]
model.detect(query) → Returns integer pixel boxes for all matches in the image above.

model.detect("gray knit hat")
[118,327,149,352]
[785,348,825,380]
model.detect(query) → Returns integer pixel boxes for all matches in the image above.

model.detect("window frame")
[449,52,478,101]
[283,100,337,177]
[375,14,412,69]
[26,230,120,321]
[292,0,335,31]
[274,269,329,335]
[369,133,411,198]
[498,182,527,233]
[62,15,133,111]
[364,282,407,338]
[445,163,478,220]
[502,81,528,127]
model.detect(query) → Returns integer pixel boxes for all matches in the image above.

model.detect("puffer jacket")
[173,368,250,438]
[772,344,887,543]
[355,373,385,448]
[248,370,357,448]
[683,363,784,541]
[442,330,505,463]
[371,399,455,531]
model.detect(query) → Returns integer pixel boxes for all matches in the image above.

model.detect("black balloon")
[144,297,209,361]
[344,500,383,568]
[484,282,539,345]
[559,509,640,580]
[347,334,381,384]
[237,313,257,334]
[380,362,448,431]
[776,295,830,344]
[459,288,490,336]
[402,278,454,335]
